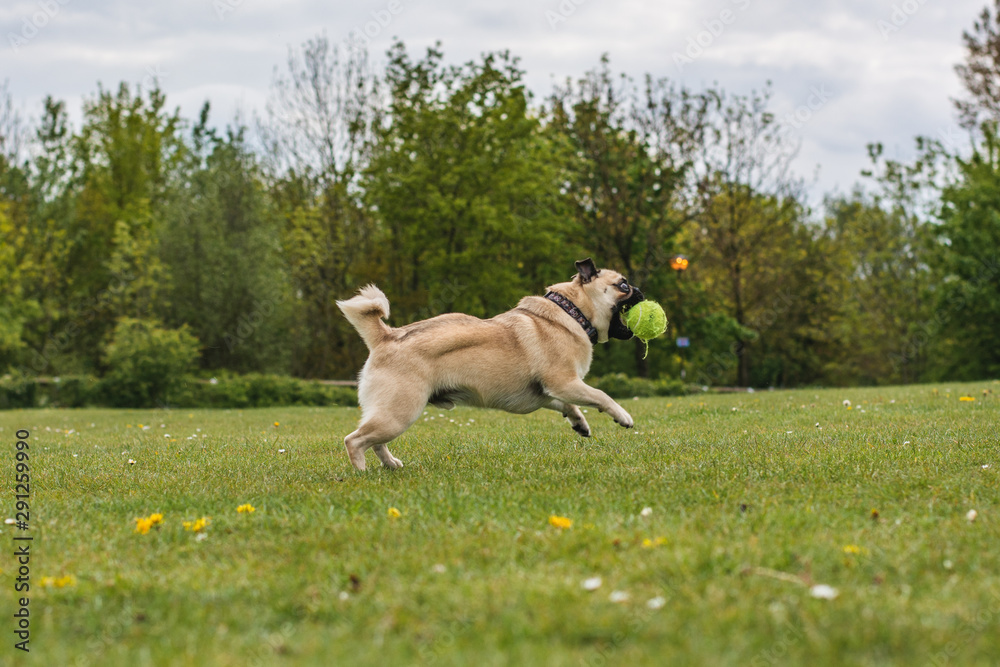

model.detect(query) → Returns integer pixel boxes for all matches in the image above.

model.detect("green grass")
[1,381,998,666]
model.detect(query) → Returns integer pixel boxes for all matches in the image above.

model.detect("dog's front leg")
[547,399,591,437]
[546,379,633,429]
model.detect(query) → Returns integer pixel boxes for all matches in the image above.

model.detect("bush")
[589,373,689,398]
[99,319,200,407]
[165,375,357,408]
[0,375,37,409]
[42,376,101,407]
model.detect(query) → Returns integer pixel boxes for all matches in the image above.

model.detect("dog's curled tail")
[336,284,392,350]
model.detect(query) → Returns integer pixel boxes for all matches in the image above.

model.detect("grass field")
[1,381,998,666]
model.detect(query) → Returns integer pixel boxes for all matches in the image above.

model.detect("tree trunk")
[733,261,750,387]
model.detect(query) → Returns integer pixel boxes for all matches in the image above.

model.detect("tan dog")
[336,258,644,470]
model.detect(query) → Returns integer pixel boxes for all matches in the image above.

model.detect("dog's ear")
[575,258,599,284]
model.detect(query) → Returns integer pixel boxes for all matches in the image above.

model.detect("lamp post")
[670,255,689,379]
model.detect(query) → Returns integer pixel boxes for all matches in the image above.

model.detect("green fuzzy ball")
[623,301,667,357]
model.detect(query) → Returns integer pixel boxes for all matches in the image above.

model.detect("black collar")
[545,291,598,344]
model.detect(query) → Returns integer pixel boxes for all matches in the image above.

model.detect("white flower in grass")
[966,509,978,522]
[339,591,350,601]
[809,584,838,600]
[609,591,629,603]
[640,507,653,518]
[128,459,136,465]
[582,576,602,591]
[646,596,666,610]
[431,564,447,574]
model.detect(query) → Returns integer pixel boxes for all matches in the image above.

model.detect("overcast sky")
[0,0,986,202]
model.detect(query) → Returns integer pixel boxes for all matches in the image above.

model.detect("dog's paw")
[374,444,404,469]
[572,422,592,438]
[613,408,634,429]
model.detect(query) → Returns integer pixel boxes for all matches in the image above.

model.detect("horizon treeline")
[2,9,1000,388]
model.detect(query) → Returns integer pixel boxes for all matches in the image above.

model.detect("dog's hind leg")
[344,380,426,471]
[344,419,410,471]
[546,399,591,437]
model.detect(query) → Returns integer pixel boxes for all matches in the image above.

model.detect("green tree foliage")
[935,125,1000,378]
[684,88,842,387]
[12,85,184,376]
[261,35,383,377]
[823,190,935,385]
[366,43,579,326]
[3,27,1000,388]
[549,58,709,376]
[160,106,292,373]
[99,318,199,407]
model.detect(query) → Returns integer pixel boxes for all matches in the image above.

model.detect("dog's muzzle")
[609,287,644,340]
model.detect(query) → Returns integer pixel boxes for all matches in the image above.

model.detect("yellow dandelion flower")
[237,503,256,514]
[55,575,76,588]
[548,515,573,529]
[40,576,56,587]
[959,396,975,402]
[182,517,210,532]
[843,544,868,555]
[149,513,164,525]
[134,517,154,535]
[642,536,667,548]
[274,421,280,427]
[387,507,402,519]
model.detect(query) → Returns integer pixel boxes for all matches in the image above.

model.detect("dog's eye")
[617,280,629,293]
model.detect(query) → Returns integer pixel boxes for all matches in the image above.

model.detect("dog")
[336,258,644,470]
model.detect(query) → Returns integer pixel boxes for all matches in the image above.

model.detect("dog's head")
[551,258,644,343]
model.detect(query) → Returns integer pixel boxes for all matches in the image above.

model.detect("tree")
[365,42,579,328]
[823,188,936,385]
[687,87,815,386]
[258,33,381,181]
[955,0,1000,129]
[549,58,710,376]
[934,125,1000,378]
[160,107,292,373]
[260,34,384,377]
